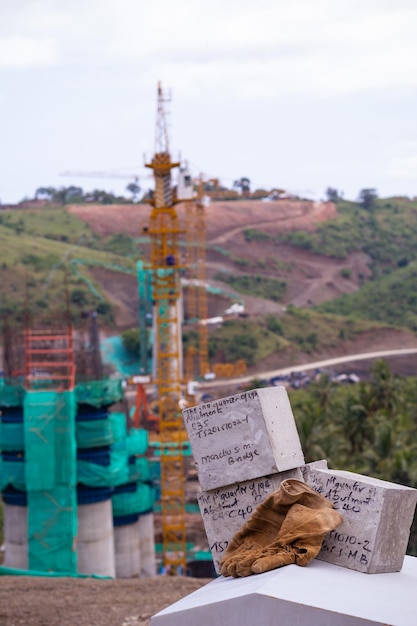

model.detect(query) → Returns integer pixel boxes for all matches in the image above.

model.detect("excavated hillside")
[69,199,368,317]
[67,198,417,373]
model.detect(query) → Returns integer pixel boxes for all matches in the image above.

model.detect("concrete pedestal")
[151,555,417,625]
[138,512,157,577]
[114,519,140,578]
[77,499,115,578]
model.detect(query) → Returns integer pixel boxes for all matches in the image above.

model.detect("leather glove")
[220,478,343,577]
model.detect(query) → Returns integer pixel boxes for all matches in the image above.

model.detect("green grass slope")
[0,206,138,325]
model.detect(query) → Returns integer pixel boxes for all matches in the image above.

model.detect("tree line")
[285,360,417,554]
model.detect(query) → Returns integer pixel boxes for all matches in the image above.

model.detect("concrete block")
[182,387,304,490]
[305,468,417,573]
[151,556,417,626]
[197,468,303,573]
[300,458,328,478]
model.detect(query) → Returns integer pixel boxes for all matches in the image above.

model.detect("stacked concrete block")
[184,384,417,576]
[304,467,417,573]
[197,469,303,572]
[182,387,305,490]
[183,386,305,572]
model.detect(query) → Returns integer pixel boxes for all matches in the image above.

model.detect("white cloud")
[92,0,417,97]
[386,139,417,180]
[0,36,58,69]
[1,1,417,95]
[1,0,417,202]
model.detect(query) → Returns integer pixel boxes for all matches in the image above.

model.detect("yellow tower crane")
[145,82,187,573]
[185,178,210,379]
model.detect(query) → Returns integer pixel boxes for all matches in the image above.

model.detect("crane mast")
[186,179,210,378]
[145,82,187,572]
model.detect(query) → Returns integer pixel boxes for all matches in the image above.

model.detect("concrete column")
[138,512,157,577]
[3,503,28,570]
[114,518,141,578]
[77,499,115,578]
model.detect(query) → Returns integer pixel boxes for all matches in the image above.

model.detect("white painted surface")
[151,555,417,625]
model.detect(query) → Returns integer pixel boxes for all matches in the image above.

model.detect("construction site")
[0,83,218,580]
[4,80,417,626]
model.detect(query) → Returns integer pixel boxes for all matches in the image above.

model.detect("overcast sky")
[1,0,417,204]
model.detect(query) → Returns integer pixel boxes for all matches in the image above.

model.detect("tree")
[35,187,55,201]
[233,177,251,198]
[122,328,140,355]
[325,187,343,202]
[63,186,84,203]
[126,180,141,202]
[358,188,378,210]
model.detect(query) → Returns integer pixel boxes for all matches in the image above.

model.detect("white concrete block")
[152,556,417,625]
[197,468,303,573]
[182,387,304,490]
[305,468,417,573]
[300,458,328,477]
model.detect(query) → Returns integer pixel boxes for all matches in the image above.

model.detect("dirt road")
[0,575,212,626]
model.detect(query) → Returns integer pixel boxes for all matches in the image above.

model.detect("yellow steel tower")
[185,180,210,378]
[145,82,187,572]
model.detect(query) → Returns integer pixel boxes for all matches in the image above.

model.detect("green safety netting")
[0,453,25,491]
[128,457,151,483]
[0,421,24,451]
[76,419,149,487]
[24,391,77,490]
[75,379,123,408]
[77,449,129,487]
[100,336,141,377]
[24,390,77,573]
[0,382,24,407]
[148,458,161,481]
[28,487,77,573]
[126,428,148,456]
[76,419,114,449]
[109,412,127,442]
[0,379,159,574]
[112,481,155,517]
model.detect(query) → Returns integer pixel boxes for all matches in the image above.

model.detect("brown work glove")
[220,478,343,577]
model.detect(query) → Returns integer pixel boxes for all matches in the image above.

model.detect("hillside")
[68,199,417,366]
[68,198,368,315]
[1,197,417,376]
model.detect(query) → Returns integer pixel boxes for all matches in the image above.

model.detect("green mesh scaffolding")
[76,419,114,449]
[109,412,127,442]
[0,382,24,407]
[128,457,151,483]
[0,452,25,491]
[112,482,155,517]
[24,390,77,573]
[0,422,24,451]
[1,380,158,576]
[75,380,123,408]
[126,429,148,456]
[77,449,129,487]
